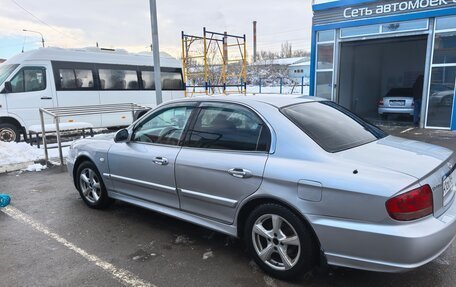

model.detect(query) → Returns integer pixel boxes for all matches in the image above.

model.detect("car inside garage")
[337,35,427,123]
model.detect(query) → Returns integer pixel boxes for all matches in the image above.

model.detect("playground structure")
[181,28,247,96]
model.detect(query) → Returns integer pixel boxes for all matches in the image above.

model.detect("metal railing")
[39,103,150,165]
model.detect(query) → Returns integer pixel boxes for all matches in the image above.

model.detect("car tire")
[0,123,21,142]
[76,161,114,209]
[244,203,316,280]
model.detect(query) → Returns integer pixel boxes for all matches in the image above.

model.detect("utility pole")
[253,21,257,62]
[149,0,163,105]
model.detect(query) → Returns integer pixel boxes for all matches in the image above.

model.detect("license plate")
[390,100,405,106]
[443,170,455,197]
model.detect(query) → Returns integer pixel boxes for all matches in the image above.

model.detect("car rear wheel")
[76,161,113,209]
[245,203,316,280]
[0,123,21,142]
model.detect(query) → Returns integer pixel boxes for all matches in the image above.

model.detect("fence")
[247,76,310,95]
[39,103,150,165]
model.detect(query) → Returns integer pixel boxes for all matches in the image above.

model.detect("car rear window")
[281,101,387,153]
[386,88,413,97]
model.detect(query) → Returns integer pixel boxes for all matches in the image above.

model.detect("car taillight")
[385,185,433,221]
[378,99,384,105]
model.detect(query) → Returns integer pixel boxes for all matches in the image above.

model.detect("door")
[175,102,271,223]
[108,104,196,208]
[5,64,55,128]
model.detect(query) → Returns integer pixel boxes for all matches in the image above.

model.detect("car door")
[175,102,271,223]
[107,103,196,208]
[5,64,55,128]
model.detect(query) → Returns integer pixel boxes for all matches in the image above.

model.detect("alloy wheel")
[79,168,101,203]
[252,214,301,271]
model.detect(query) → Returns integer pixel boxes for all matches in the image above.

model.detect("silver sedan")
[67,95,456,279]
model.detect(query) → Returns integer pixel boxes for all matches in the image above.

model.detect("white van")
[0,47,185,142]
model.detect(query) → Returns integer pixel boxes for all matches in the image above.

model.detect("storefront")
[310,0,456,129]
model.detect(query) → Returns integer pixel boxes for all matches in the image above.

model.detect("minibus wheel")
[0,123,21,142]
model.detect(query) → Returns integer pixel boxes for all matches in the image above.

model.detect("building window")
[340,19,428,39]
[436,16,456,31]
[433,32,456,65]
[426,16,456,129]
[317,30,334,42]
[315,71,333,100]
[426,67,456,128]
[315,30,335,100]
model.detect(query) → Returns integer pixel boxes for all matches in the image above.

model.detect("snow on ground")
[0,142,43,165]
[23,163,47,172]
[0,141,69,168]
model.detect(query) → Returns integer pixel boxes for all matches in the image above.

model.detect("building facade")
[288,61,311,83]
[310,0,456,130]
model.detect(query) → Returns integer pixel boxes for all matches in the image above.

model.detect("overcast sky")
[0,0,313,60]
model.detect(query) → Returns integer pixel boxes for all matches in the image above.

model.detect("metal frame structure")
[39,103,149,166]
[181,28,247,96]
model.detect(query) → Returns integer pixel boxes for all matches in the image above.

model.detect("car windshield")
[0,64,19,86]
[281,101,387,153]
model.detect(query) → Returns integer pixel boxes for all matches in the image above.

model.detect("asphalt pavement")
[1,126,456,287]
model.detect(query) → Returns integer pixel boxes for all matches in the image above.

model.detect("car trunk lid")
[337,136,455,216]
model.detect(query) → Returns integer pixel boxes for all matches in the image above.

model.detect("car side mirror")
[114,129,130,143]
[2,81,12,93]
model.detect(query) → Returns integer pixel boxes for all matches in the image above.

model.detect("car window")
[0,64,19,86]
[9,67,46,93]
[281,101,387,153]
[132,106,194,146]
[186,104,270,152]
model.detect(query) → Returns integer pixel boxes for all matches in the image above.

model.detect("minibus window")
[162,72,183,90]
[9,67,46,93]
[0,64,19,85]
[59,69,94,89]
[99,69,138,90]
[141,71,155,90]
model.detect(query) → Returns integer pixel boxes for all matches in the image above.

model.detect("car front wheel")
[245,203,316,279]
[76,161,113,209]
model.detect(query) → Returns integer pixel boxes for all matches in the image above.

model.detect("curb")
[0,161,35,174]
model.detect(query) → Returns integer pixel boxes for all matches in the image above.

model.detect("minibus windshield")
[0,64,19,86]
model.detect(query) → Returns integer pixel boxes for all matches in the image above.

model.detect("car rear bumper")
[308,194,456,272]
[378,107,414,115]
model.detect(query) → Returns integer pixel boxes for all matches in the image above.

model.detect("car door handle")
[228,168,252,179]
[40,96,52,100]
[153,157,169,165]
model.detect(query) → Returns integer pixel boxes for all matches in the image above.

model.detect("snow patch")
[202,250,213,260]
[0,141,70,171]
[23,163,48,172]
[0,142,42,165]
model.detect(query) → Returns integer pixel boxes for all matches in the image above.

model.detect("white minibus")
[0,47,185,142]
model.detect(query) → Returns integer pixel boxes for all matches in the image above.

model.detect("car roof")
[169,94,324,108]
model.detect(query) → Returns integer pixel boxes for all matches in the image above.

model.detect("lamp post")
[23,29,45,48]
